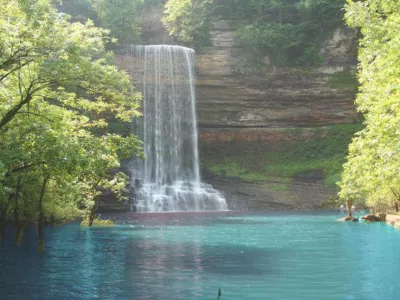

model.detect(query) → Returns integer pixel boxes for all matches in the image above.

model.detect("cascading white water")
[129,45,227,212]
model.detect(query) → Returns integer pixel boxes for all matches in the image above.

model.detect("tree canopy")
[163,0,214,49]
[162,0,346,66]
[0,0,142,244]
[338,0,400,211]
[56,0,163,45]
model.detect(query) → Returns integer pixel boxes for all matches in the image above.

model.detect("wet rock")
[378,213,387,221]
[337,216,357,222]
[361,214,382,222]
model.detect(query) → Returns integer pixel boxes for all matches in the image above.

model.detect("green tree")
[0,0,142,249]
[163,0,214,49]
[162,0,346,66]
[56,0,152,44]
[339,0,400,213]
[0,0,141,130]
[91,0,144,44]
[54,0,98,21]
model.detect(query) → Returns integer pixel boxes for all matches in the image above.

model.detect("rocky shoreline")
[385,214,400,229]
[337,213,400,230]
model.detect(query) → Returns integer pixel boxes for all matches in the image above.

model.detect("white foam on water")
[129,45,228,212]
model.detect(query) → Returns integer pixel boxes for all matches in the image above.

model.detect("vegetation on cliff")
[163,0,214,50]
[57,0,348,68]
[202,124,362,189]
[338,0,400,212]
[0,0,142,249]
[56,0,163,45]
[163,0,346,66]
[327,71,358,92]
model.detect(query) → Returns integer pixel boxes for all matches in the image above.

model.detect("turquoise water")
[1,211,400,299]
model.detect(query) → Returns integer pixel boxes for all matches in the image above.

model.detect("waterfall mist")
[129,45,227,212]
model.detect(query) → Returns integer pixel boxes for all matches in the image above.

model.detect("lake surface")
[1,211,399,299]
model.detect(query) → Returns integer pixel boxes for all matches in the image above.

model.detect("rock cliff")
[112,9,359,211]
[194,20,358,210]
[196,20,358,129]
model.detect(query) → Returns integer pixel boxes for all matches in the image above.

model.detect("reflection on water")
[1,211,400,299]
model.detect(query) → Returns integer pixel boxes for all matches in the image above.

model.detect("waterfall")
[129,45,227,212]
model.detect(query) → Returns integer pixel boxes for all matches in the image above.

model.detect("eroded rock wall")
[196,20,358,129]
[115,13,359,211]
[195,20,358,210]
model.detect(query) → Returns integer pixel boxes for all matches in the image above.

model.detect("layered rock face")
[196,20,358,130]
[113,12,359,211]
[195,20,358,210]
[203,174,336,211]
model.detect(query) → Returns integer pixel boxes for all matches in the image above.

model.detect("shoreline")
[337,213,400,230]
[385,214,400,229]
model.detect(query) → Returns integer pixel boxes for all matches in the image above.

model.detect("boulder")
[361,214,382,222]
[378,213,387,221]
[337,216,357,222]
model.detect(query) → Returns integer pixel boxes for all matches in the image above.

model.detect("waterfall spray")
[129,45,227,212]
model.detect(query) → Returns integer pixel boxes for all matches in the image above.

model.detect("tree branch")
[0,59,34,83]
[0,79,53,130]
[15,111,54,123]
[4,162,46,178]
[391,187,400,199]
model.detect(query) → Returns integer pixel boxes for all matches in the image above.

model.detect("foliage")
[0,0,142,235]
[91,0,144,44]
[81,217,115,226]
[338,0,400,211]
[56,0,164,44]
[163,0,214,50]
[320,196,340,208]
[163,0,346,65]
[55,0,97,21]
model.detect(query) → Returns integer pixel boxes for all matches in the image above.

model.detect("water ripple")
[1,212,400,299]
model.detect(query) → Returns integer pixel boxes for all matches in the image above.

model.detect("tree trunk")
[14,177,23,247]
[390,189,400,212]
[14,177,22,223]
[0,193,13,251]
[38,177,49,252]
[88,198,99,227]
[38,211,45,252]
[16,225,24,247]
[347,200,353,217]
[50,198,55,226]
[0,95,32,130]
[0,207,6,251]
